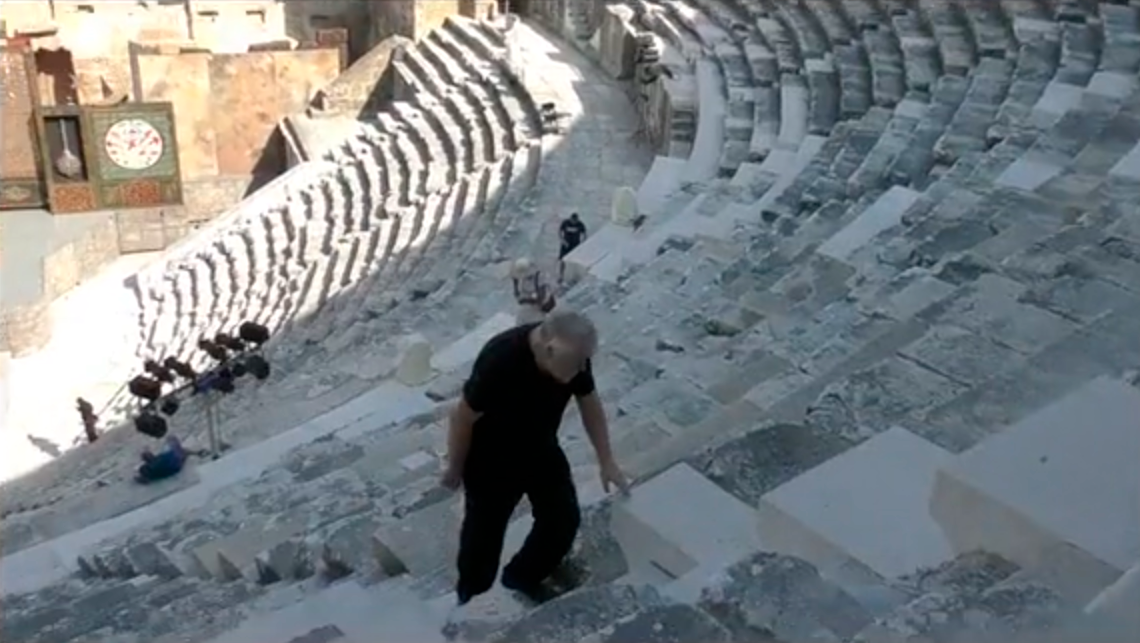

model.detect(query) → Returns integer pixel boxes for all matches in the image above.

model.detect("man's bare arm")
[446,398,480,476]
[576,392,616,465]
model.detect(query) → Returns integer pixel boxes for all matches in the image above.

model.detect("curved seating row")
[5,5,1140,643]
[131,17,541,376]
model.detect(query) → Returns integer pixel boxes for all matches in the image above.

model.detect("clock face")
[103,118,165,171]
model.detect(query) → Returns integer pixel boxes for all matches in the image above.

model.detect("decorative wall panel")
[0,43,46,209]
[85,102,183,209]
[36,102,183,214]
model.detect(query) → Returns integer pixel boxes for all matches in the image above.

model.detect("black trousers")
[456,446,581,601]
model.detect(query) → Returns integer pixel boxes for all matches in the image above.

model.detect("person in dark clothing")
[135,435,197,484]
[76,397,99,444]
[558,213,588,284]
[441,309,628,607]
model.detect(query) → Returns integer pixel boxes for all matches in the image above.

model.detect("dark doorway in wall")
[507,0,531,16]
[34,47,78,106]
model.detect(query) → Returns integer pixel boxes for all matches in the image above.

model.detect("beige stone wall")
[190,1,286,53]
[416,0,463,40]
[371,0,416,41]
[180,176,255,223]
[41,214,120,301]
[134,47,341,179]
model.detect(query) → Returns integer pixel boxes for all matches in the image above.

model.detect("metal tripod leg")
[205,398,221,460]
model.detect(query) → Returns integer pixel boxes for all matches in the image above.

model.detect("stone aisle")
[508,19,654,276]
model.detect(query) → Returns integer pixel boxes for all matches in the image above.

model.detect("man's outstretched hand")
[600,458,630,496]
[440,466,463,491]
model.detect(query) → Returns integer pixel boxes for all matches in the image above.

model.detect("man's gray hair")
[540,308,598,353]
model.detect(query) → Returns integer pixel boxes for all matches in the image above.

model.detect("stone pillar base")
[0,300,53,357]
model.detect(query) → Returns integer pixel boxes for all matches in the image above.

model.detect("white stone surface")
[395,335,435,386]
[777,81,809,148]
[754,135,826,210]
[758,427,955,579]
[205,579,447,643]
[817,186,921,261]
[563,223,634,275]
[931,376,1140,573]
[1032,81,1085,123]
[636,156,687,216]
[1085,559,1140,631]
[399,450,435,471]
[894,99,929,120]
[1109,141,1140,180]
[432,312,516,373]
[881,270,959,320]
[611,463,765,581]
[1085,71,1138,99]
[611,185,638,226]
[995,156,1064,191]
[686,59,727,181]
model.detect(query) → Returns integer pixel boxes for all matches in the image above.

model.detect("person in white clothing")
[510,258,554,325]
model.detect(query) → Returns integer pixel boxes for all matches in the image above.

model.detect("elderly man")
[441,309,628,606]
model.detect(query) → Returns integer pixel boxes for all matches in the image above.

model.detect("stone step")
[1085,559,1140,632]
[930,376,1140,583]
[389,102,452,195]
[486,583,681,643]
[757,427,956,590]
[203,577,447,643]
[697,549,877,641]
[435,22,518,152]
[420,33,498,163]
[853,551,1088,643]
[609,463,766,596]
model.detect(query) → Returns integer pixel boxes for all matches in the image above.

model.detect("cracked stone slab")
[488,584,666,643]
[898,324,1026,386]
[854,579,1081,643]
[688,423,856,507]
[758,427,955,580]
[812,356,967,439]
[698,551,874,641]
[932,376,1140,573]
[600,603,732,642]
[615,376,719,432]
[933,274,1079,355]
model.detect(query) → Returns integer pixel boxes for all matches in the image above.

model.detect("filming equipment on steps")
[126,321,273,446]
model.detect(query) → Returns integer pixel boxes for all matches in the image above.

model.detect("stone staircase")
[4,1,1140,641]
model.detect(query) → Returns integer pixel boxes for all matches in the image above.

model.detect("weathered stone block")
[372,496,461,576]
[611,464,765,581]
[931,376,1140,575]
[489,584,666,643]
[698,551,873,641]
[125,541,183,579]
[254,538,314,585]
[688,423,856,507]
[758,427,955,580]
[602,604,732,642]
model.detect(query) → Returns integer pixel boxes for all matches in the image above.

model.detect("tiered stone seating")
[131,16,541,372]
[6,4,1140,643]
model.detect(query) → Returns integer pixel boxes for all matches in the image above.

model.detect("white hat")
[511,257,535,279]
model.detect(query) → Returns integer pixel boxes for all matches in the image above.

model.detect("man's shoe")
[501,573,563,605]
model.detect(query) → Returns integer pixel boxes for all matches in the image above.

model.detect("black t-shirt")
[560,218,587,247]
[462,323,595,463]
